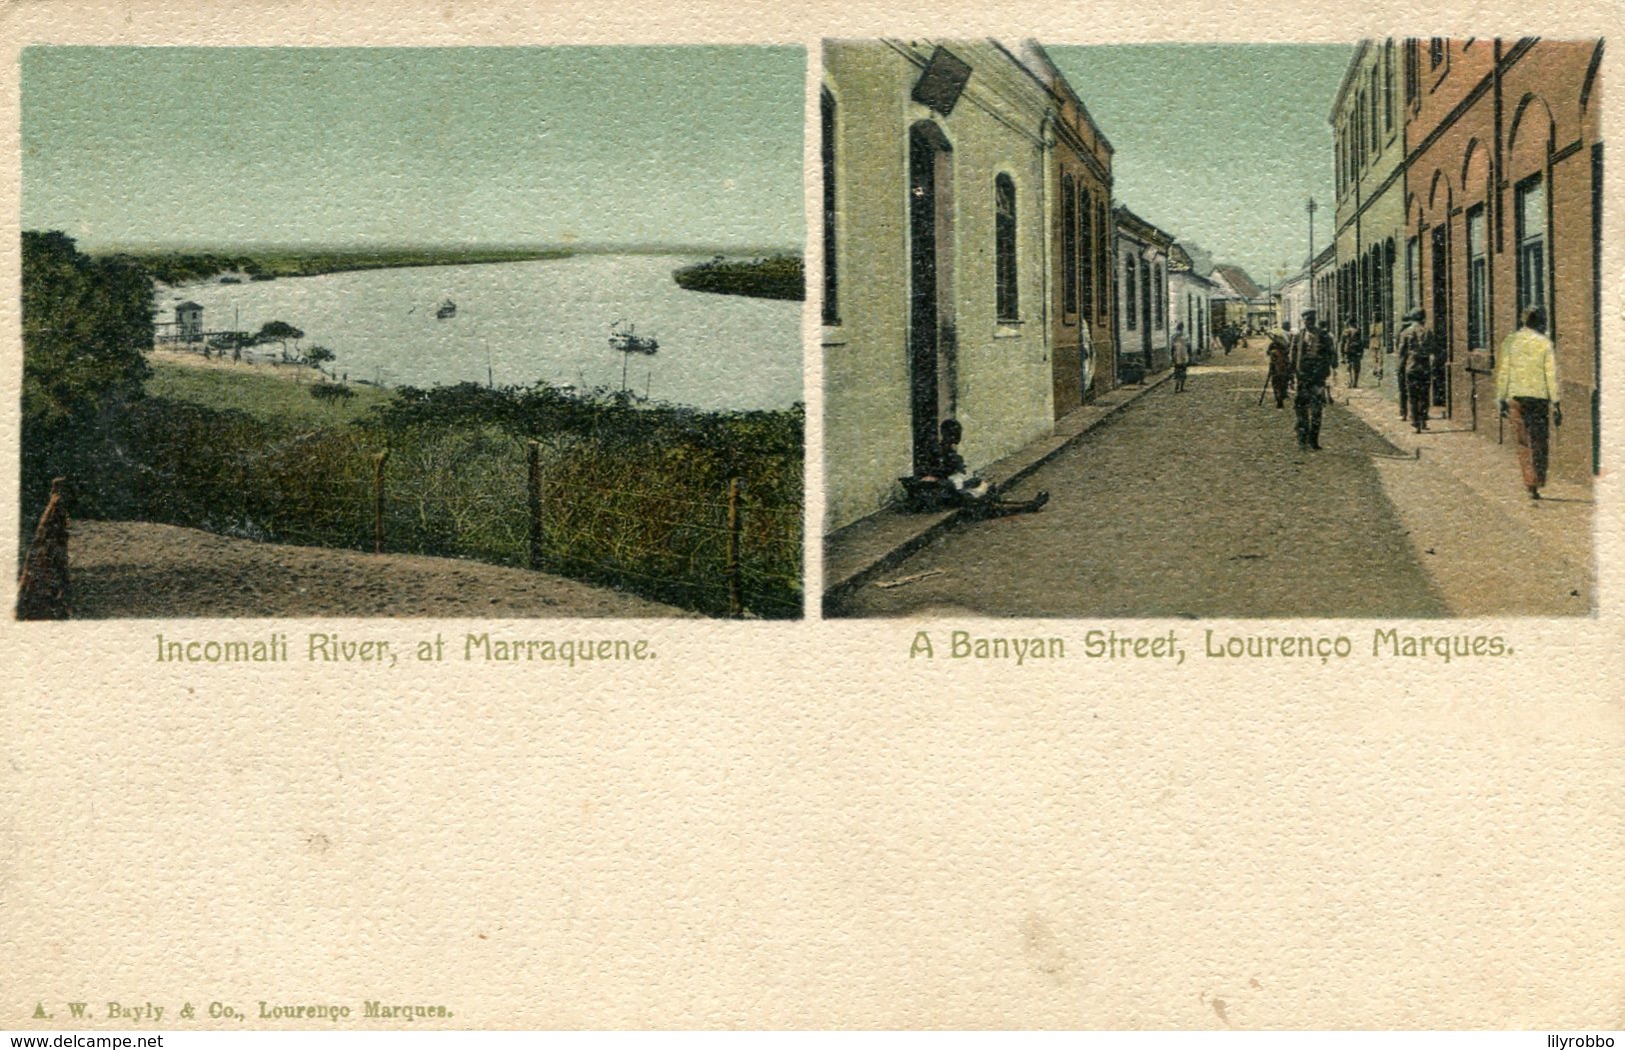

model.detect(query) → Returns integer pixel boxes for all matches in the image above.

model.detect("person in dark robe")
[918,419,1049,518]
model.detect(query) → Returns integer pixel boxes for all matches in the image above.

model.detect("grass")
[109,368,803,618]
[145,360,392,426]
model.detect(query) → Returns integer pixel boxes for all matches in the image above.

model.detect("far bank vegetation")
[672,254,803,301]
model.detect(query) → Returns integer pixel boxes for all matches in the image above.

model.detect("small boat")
[435,299,457,319]
[609,321,658,355]
[219,276,242,284]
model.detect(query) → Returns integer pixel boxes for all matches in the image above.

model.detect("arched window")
[1384,40,1396,131]
[1516,174,1547,316]
[1097,202,1109,321]
[1079,189,1094,319]
[1124,252,1138,330]
[820,88,839,326]
[1466,205,1489,349]
[995,174,1019,322]
[1061,176,1077,316]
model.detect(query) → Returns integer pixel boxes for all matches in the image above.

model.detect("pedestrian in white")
[1496,307,1562,499]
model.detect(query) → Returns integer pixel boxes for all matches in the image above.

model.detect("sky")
[21,46,805,252]
[1048,44,1354,288]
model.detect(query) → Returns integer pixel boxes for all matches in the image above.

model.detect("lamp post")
[1307,196,1318,313]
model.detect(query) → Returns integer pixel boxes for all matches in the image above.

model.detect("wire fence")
[98,403,802,618]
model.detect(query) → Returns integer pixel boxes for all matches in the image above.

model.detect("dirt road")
[832,354,1450,619]
[63,520,692,618]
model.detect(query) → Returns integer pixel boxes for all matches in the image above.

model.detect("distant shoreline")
[104,246,577,286]
[101,245,807,288]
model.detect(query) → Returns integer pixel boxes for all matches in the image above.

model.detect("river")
[166,253,803,411]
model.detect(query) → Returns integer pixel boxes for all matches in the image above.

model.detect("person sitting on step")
[917,419,1049,518]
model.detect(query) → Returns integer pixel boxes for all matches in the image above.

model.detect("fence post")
[16,477,71,620]
[527,439,543,571]
[372,450,389,554]
[726,476,742,619]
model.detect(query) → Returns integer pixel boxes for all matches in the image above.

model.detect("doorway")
[909,122,955,474]
[1430,224,1451,414]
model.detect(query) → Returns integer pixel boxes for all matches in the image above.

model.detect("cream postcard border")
[2,0,1622,1030]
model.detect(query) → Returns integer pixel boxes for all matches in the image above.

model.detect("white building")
[1114,206,1174,377]
[822,40,1056,533]
[1167,246,1216,356]
[1277,269,1313,330]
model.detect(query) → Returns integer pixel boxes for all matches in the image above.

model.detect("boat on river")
[435,299,457,319]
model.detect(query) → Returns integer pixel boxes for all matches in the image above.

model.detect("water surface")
[170,254,802,410]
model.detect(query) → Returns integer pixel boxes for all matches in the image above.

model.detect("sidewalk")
[822,370,1173,610]
[1340,380,1594,615]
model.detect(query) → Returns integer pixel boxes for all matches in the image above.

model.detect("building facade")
[1332,39,1409,406]
[1311,243,1338,328]
[175,301,203,342]
[1401,37,1603,480]
[1168,246,1215,356]
[1019,42,1118,418]
[822,40,1057,532]
[1209,264,1267,333]
[1277,269,1312,329]
[1114,206,1174,375]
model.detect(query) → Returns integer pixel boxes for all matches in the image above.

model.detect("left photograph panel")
[18,45,807,620]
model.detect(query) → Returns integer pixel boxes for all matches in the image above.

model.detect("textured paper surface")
[3,0,1623,1030]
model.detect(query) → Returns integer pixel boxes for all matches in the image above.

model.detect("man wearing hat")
[1289,308,1336,450]
[1396,309,1434,432]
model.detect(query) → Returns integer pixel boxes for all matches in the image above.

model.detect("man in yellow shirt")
[1496,307,1562,499]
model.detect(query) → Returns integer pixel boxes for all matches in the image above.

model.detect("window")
[1097,203,1109,319]
[995,174,1019,322]
[1355,93,1365,170]
[1516,174,1547,317]
[1079,189,1094,318]
[1466,204,1489,349]
[1406,235,1420,312]
[1154,262,1165,329]
[1430,38,1445,70]
[820,89,839,325]
[1141,259,1152,330]
[1062,178,1077,316]
[1369,68,1380,153]
[1384,40,1395,130]
[1405,39,1420,103]
[1124,252,1138,330]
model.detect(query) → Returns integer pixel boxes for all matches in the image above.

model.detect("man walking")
[1266,321,1293,409]
[1290,309,1335,449]
[1496,307,1561,499]
[1171,322,1191,393]
[1397,309,1434,432]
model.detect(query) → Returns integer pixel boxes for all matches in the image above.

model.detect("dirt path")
[64,520,692,618]
[832,347,1450,619]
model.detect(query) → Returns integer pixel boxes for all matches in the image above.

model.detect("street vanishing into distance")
[832,340,1593,619]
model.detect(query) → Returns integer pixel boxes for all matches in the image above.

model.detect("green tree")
[21,230,153,516]
[304,345,336,369]
[257,320,304,361]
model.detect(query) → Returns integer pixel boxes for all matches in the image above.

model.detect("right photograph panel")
[821,38,1601,619]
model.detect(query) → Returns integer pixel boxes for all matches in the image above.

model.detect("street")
[831,341,1590,619]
